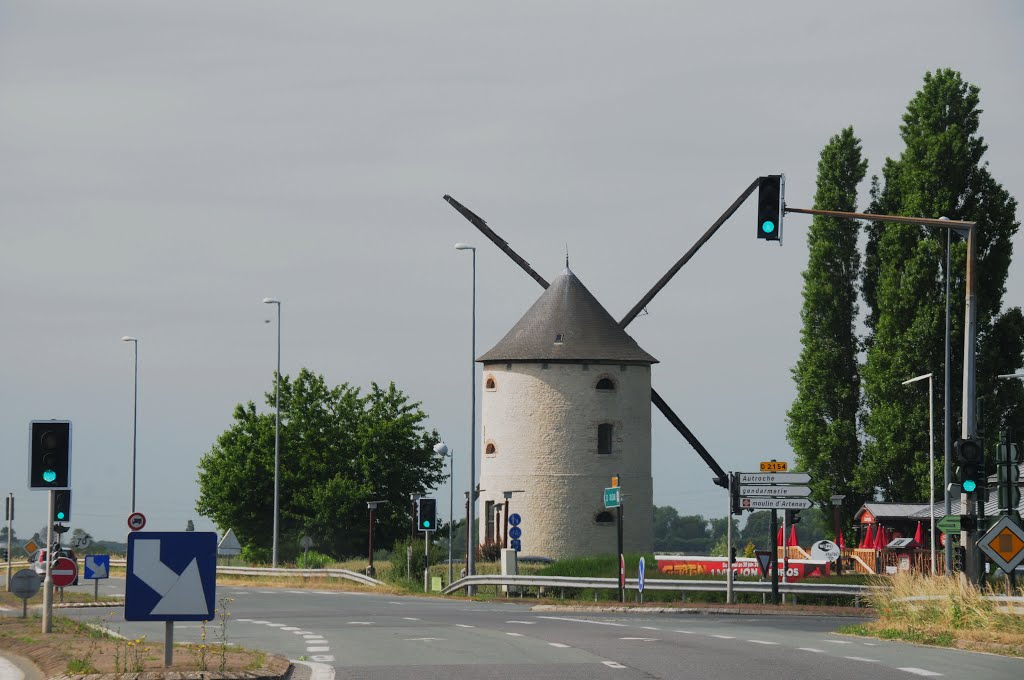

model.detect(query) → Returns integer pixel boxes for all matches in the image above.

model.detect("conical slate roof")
[478,268,658,365]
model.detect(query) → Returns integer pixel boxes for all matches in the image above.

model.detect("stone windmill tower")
[476,267,657,560]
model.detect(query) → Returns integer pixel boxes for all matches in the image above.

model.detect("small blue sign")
[638,556,646,593]
[125,532,217,622]
[509,526,522,540]
[84,554,110,580]
[510,539,522,552]
[508,513,521,526]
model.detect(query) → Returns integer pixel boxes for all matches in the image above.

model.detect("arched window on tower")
[596,377,615,391]
[485,442,497,456]
[595,511,615,525]
[485,376,496,391]
[598,423,614,455]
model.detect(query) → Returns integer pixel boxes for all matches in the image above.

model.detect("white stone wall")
[477,362,653,560]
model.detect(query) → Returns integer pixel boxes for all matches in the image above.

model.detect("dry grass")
[841,573,1024,656]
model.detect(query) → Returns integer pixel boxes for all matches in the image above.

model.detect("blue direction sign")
[509,526,522,540]
[84,554,110,580]
[638,556,646,593]
[510,538,522,552]
[604,487,621,508]
[508,513,521,527]
[125,532,216,621]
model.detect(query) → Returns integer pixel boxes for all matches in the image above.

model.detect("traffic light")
[996,439,1021,519]
[52,490,71,522]
[729,472,742,516]
[29,421,71,489]
[785,508,801,525]
[757,175,784,241]
[418,498,437,531]
[954,438,983,494]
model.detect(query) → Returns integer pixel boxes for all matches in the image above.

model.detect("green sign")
[604,487,620,509]
[936,515,961,535]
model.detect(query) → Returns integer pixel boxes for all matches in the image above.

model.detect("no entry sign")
[52,556,78,587]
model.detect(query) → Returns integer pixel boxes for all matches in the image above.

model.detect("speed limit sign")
[127,512,146,531]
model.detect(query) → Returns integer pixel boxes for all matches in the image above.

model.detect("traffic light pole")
[617,502,624,604]
[42,490,54,633]
[769,509,779,605]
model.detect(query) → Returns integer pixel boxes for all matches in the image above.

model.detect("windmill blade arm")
[651,387,729,487]
[619,178,760,328]
[442,194,550,289]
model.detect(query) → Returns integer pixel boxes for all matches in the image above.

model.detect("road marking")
[306,646,330,653]
[506,632,524,637]
[748,640,778,645]
[288,590,307,594]
[549,643,570,648]
[603,661,626,669]
[898,669,942,677]
[309,655,335,663]
[674,630,695,634]
[292,660,334,680]
[845,656,878,663]
[456,624,475,628]
[863,642,878,646]
[303,634,324,638]
[641,626,660,631]
[823,639,852,644]
[235,618,253,623]
[251,620,271,624]
[538,616,626,627]
[710,635,735,639]
[281,626,300,631]
[346,622,373,625]
[403,617,420,621]
[798,648,825,653]
[404,637,445,641]
[266,623,285,627]
[389,601,403,604]
[620,637,658,642]
[506,620,536,624]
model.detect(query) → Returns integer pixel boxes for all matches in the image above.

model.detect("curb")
[531,604,871,618]
[47,655,293,680]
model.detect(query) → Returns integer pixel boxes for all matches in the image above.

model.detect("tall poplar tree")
[787,127,868,523]
[861,69,1023,501]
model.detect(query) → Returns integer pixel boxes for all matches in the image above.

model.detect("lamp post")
[433,442,453,585]
[830,494,846,576]
[454,243,477,587]
[121,337,139,513]
[902,372,936,574]
[262,298,282,568]
[366,501,387,578]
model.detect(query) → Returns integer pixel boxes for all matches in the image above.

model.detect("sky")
[1,2,1022,546]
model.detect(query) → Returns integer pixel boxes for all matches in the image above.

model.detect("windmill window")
[485,376,497,391]
[485,442,497,456]
[596,377,616,391]
[595,511,615,524]
[554,333,564,344]
[598,423,614,455]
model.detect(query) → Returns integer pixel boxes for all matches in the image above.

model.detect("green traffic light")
[43,470,56,483]
[422,520,431,528]
[963,479,977,493]
[56,511,65,520]
[761,220,776,234]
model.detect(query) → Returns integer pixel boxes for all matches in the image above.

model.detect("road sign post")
[638,556,646,605]
[10,569,39,618]
[978,516,1024,573]
[937,515,962,535]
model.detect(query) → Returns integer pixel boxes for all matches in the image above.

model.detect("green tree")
[196,369,446,561]
[652,506,711,553]
[739,511,772,551]
[861,69,1023,500]
[786,127,869,522]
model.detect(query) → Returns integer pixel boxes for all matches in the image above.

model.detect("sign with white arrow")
[740,497,813,510]
[125,532,216,621]
[737,472,811,485]
[738,485,811,497]
[84,554,110,580]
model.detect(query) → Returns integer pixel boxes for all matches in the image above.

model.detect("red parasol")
[913,521,923,545]
[777,526,784,546]
[874,524,888,549]
[788,524,799,547]
[837,532,846,549]
[861,523,873,549]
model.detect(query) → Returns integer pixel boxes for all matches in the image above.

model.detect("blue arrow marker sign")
[84,555,110,580]
[125,532,217,621]
[508,513,521,527]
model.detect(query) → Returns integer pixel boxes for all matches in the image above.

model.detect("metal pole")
[273,302,281,568]
[6,494,12,591]
[131,341,138,513]
[368,507,374,573]
[424,530,429,593]
[42,490,54,633]
[928,374,936,575]
[769,510,779,605]
[164,621,173,667]
[726,473,733,605]
[466,247,478,589]
[503,497,510,549]
[944,226,953,574]
[448,451,454,586]
[962,225,978,582]
[617,497,624,604]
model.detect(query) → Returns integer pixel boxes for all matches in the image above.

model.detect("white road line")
[506,632,524,637]
[603,661,626,669]
[403,617,420,621]
[798,648,825,653]
[281,627,300,631]
[898,669,942,677]
[266,623,285,627]
[251,620,271,624]
[288,590,307,594]
[294,631,313,635]
[641,626,660,631]
[845,657,878,663]
[549,643,570,648]
[310,655,335,663]
[824,639,852,644]
[537,616,626,627]
[404,638,445,642]
[620,637,658,642]
[506,620,536,624]
[674,630,695,634]
[235,618,253,623]
[346,622,373,625]
[389,601,403,604]
[306,646,330,653]
[710,635,735,639]
[456,624,475,628]
[863,642,878,646]
[748,640,778,645]
[303,634,324,639]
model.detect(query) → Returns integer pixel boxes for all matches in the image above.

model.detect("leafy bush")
[296,550,332,569]
[477,540,502,562]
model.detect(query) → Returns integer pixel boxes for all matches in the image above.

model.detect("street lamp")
[902,372,936,574]
[997,372,1024,380]
[433,442,454,585]
[262,297,282,568]
[121,336,139,513]
[454,243,477,587]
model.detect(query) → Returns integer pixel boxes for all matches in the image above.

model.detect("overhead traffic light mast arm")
[619,178,760,328]
[442,194,730,489]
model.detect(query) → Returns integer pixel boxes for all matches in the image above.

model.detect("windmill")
[443,178,766,490]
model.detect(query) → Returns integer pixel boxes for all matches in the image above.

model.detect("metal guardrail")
[440,574,871,597]
[105,559,383,587]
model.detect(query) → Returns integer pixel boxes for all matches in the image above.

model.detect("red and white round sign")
[127,512,146,531]
[52,556,78,588]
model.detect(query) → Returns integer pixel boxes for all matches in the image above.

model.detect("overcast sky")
[2,2,1022,545]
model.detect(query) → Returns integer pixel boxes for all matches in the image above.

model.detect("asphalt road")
[55,578,1023,679]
